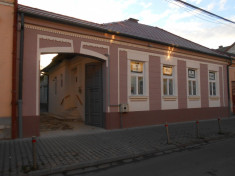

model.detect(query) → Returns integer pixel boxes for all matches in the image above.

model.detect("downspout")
[18,12,24,138]
[12,0,18,139]
[227,57,233,117]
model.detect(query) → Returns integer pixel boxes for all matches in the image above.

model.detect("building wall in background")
[0,0,14,139]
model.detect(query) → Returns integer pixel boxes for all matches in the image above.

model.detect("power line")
[165,0,226,25]
[164,0,235,29]
[173,0,235,24]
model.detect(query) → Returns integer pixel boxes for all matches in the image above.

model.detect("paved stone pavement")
[1,117,235,176]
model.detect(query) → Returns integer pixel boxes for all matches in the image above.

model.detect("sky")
[18,0,235,68]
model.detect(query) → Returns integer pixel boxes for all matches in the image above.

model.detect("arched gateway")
[15,5,230,138]
[17,5,110,137]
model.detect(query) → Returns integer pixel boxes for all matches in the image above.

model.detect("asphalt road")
[80,138,235,176]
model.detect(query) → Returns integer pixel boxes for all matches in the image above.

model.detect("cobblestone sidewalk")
[1,117,235,176]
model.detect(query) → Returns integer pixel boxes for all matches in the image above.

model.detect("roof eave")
[18,8,231,62]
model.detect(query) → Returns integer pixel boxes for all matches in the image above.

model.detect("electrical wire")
[164,0,235,28]
[173,0,235,24]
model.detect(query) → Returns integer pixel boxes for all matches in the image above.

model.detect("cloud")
[137,9,171,25]
[188,0,203,5]
[18,0,137,23]
[219,0,227,10]
[206,3,215,11]
[164,18,235,49]
[140,2,152,8]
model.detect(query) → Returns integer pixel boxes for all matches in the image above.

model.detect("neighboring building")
[0,0,16,139]
[8,5,231,137]
[217,43,235,114]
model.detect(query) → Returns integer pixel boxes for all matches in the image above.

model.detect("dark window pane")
[169,79,173,95]
[213,82,216,96]
[131,76,136,95]
[188,80,192,95]
[163,79,167,95]
[138,76,143,95]
[193,81,196,95]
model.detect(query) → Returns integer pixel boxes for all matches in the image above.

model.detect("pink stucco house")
[8,5,232,138]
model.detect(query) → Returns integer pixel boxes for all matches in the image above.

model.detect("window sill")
[209,96,220,101]
[162,96,177,101]
[129,96,148,101]
[188,96,200,101]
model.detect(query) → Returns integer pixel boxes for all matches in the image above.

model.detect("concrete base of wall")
[0,117,11,139]
[105,107,229,129]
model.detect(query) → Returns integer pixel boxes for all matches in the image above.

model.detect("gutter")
[11,0,18,139]
[18,12,24,138]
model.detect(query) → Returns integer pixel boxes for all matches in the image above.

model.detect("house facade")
[6,5,231,138]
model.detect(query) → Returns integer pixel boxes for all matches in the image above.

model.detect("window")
[131,61,144,95]
[209,71,216,96]
[188,69,197,96]
[163,65,174,96]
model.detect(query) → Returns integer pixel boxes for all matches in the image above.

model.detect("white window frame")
[188,68,198,96]
[130,61,144,96]
[162,65,174,96]
[209,71,217,96]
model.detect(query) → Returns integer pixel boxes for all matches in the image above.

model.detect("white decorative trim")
[40,47,73,53]
[188,96,201,101]
[25,24,227,65]
[209,96,220,101]
[129,96,148,101]
[208,65,220,107]
[0,1,13,6]
[126,50,149,111]
[162,96,177,101]
[80,41,109,65]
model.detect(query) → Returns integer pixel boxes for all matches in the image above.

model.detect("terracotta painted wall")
[109,44,119,112]
[0,1,14,118]
[119,50,128,104]
[149,55,161,110]
[178,60,187,109]
[23,28,38,116]
[200,64,209,108]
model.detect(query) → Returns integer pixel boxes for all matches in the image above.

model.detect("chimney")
[219,45,223,49]
[128,18,139,23]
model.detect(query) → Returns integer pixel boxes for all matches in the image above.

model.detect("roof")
[42,53,78,73]
[102,19,225,57]
[18,4,230,60]
[217,42,235,52]
[215,42,235,58]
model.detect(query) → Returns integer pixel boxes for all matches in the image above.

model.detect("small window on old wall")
[188,69,197,96]
[209,71,216,96]
[163,65,174,96]
[131,61,144,95]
